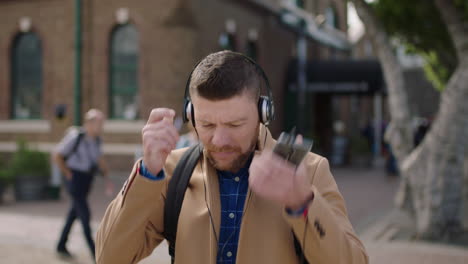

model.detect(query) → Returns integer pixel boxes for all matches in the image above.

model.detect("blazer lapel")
[202,149,221,262]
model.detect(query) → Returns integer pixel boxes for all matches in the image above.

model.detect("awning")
[226,0,351,50]
[286,59,384,94]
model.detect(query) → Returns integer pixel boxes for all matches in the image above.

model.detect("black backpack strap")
[64,130,85,161]
[163,144,202,263]
[96,135,102,147]
[293,232,309,264]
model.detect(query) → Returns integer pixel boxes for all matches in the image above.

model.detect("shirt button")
[234,176,240,182]
[226,251,233,257]
[229,213,235,219]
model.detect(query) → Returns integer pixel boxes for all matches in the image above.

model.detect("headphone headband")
[183,51,275,125]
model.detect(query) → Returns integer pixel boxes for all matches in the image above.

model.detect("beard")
[206,126,259,173]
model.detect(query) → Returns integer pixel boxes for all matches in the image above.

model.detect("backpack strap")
[293,232,309,264]
[63,130,85,161]
[163,144,202,263]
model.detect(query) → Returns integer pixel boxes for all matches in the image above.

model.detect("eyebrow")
[198,117,248,125]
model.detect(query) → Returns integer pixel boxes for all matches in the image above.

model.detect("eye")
[201,123,215,128]
[228,123,242,128]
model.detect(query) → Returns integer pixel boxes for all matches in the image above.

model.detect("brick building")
[0,0,348,169]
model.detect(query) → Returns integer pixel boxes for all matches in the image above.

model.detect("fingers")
[141,108,179,175]
[295,134,303,145]
[147,108,176,125]
[143,123,179,147]
[163,115,174,124]
[249,152,295,192]
[143,128,179,155]
[249,149,311,208]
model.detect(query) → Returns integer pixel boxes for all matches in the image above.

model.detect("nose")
[211,127,231,147]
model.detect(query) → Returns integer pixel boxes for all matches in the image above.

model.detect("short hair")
[84,109,104,122]
[189,51,262,101]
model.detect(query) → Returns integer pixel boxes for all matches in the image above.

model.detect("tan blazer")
[96,125,368,264]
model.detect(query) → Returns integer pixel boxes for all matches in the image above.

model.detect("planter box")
[14,174,48,201]
[0,183,4,204]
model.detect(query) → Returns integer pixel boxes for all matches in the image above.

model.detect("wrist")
[287,189,314,212]
[142,158,162,176]
[139,160,165,180]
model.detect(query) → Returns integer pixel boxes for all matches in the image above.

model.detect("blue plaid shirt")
[140,158,253,263]
[216,157,252,264]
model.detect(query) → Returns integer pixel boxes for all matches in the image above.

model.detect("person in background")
[53,109,114,260]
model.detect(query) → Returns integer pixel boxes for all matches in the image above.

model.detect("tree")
[350,0,468,240]
[372,0,457,91]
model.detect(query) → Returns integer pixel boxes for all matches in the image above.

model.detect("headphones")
[182,52,275,127]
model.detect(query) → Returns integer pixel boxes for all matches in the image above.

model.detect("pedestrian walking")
[54,109,114,260]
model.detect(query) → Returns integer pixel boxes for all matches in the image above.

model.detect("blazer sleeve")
[284,157,369,264]
[96,160,167,264]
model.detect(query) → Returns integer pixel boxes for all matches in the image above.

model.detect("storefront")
[284,59,384,165]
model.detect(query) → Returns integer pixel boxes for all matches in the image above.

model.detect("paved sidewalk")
[0,171,170,264]
[2,210,467,264]
[360,208,468,263]
[1,168,467,263]
[365,241,468,264]
[0,211,171,264]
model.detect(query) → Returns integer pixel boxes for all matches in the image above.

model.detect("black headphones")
[182,52,275,127]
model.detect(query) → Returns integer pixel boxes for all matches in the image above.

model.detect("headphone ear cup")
[268,99,275,122]
[190,102,195,127]
[258,95,275,125]
[258,96,270,125]
[183,99,192,123]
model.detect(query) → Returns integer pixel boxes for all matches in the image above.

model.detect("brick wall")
[0,0,336,169]
[0,0,74,140]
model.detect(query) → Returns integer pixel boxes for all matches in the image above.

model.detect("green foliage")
[454,0,468,19]
[422,51,451,91]
[10,139,50,179]
[0,159,13,186]
[371,0,459,90]
[0,170,13,185]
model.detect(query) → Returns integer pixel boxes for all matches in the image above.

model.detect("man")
[96,51,368,264]
[54,109,113,259]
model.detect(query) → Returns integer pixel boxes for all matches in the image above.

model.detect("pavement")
[1,166,467,264]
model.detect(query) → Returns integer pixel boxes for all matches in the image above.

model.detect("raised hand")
[141,108,180,175]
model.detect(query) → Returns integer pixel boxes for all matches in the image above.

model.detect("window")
[325,6,339,29]
[295,0,305,8]
[245,29,258,61]
[109,24,139,120]
[219,19,237,51]
[11,32,43,119]
[325,6,339,58]
[219,33,236,51]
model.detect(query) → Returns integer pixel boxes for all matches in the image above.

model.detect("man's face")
[192,91,259,173]
[86,118,104,137]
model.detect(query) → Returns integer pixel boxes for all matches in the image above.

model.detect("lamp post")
[280,9,308,133]
[296,21,307,133]
[74,0,82,126]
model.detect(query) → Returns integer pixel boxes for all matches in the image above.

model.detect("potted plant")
[11,139,50,201]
